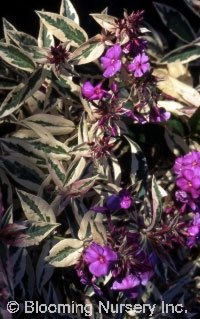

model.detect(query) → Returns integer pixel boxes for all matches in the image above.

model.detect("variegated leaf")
[0,67,47,118]
[90,13,117,32]
[30,138,71,161]
[0,43,36,72]
[90,213,107,246]
[146,176,166,231]
[124,136,148,184]
[17,190,56,223]
[36,239,55,293]
[160,42,200,64]
[78,210,93,240]
[45,238,83,267]
[35,11,88,47]
[7,30,38,47]
[154,2,195,43]
[107,155,121,186]
[21,45,48,63]
[68,175,98,196]
[20,66,48,102]
[21,121,71,160]
[0,168,12,207]
[0,83,24,118]
[60,0,80,25]
[25,114,75,135]
[0,137,45,166]
[47,157,66,188]
[64,156,87,186]
[22,221,59,247]
[69,34,105,65]
[2,17,17,44]
[0,155,45,191]
[0,76,18,90]
[78,112,89,144]
[38,21,55,48]
[50,72,80,101]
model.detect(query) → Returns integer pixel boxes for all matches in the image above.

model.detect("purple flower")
[126,110,147,124]
[187,213,200,247]
[82,81,110,100]
[174,151,200,175]
[128,53,149,77]
[91,189,132,213]
[111,274,140,298]
[106,189,132,211]
[84,242,117,277]
[149,106,171,122]
[176,169,200,199]
[100,44,122,78]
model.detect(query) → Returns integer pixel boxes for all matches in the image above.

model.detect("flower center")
[95,88,102,94]
[99,255,106,264]
[192,161,197,166]
[188,182,192,187]
[111,59,115,65]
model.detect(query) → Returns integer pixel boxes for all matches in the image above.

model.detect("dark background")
[0,0,199,39]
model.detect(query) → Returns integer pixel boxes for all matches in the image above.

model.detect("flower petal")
[82,82,94,98]
[100,56,111,69]
[89,260,109,277]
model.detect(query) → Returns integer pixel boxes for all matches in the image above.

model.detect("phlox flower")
[82,81,110,100]
[128,52,149,77]
[84,242,117,277]
[100,44,122,78]
[176,169,200,199]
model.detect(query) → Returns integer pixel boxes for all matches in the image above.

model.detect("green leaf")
[69,34,105,65]
[35,11,88,47]
[0,43,36,72]
[45,238,83,267]
[17,190,56,223]
[154,2,195,43]
[60,0,80,25]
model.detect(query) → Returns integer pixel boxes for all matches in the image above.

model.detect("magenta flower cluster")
[173,150,200,211]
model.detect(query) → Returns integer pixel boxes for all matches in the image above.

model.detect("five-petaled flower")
[176,169,200,199]
[100,44,122,78]
[82,81,110,100]
[128,53,149,77]
[84,242,117,277]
